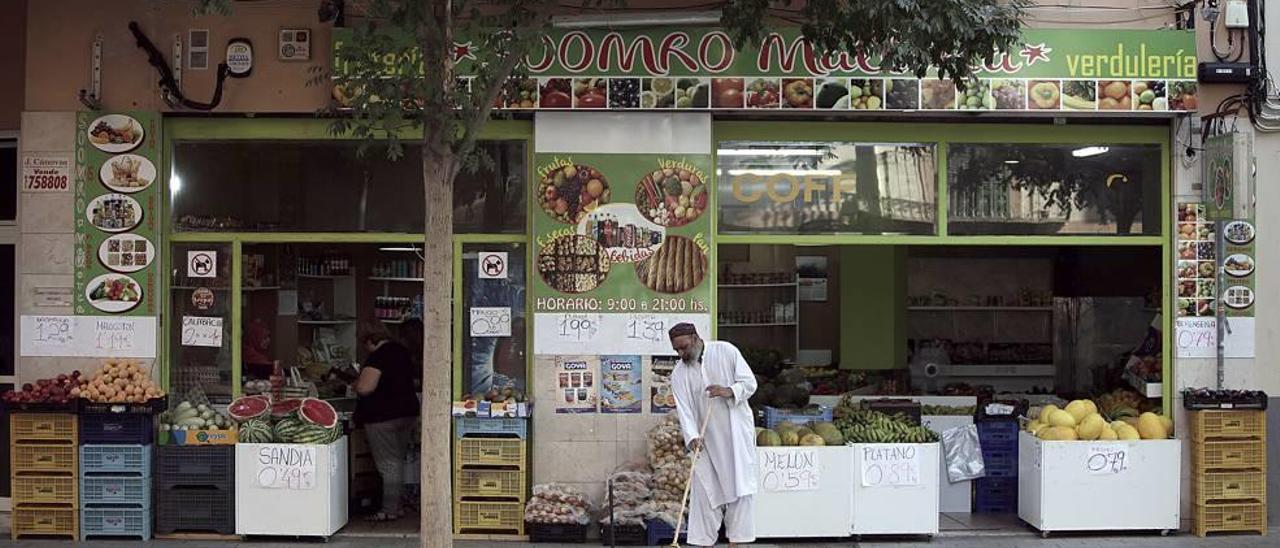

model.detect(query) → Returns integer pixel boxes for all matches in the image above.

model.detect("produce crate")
[1193,470,1267,503]
[79,398,166,415]
[1183,391,1268,410]
[1194,502,1267,537]
[154,487,235,535]
[763,406,832,429]
[973,497,1017,514]
[866,399,922,426]
[155,444,234,490]
[454,417,529,439]
[645,518,687,546]
[10,413,77,443]
[13,475,77,505]
[12,443,77,473]
[12,505,77,539]
[1193,440,1266,471]
[80,412,154,444]
[981,448,1017,477]
[454,500,524,535]
[456,438,525,467]
[1191,410,1266,441]
[974,477,1017,513]
[79,474,152,506]
[80,444,152,475]
[81,504,151,540]
[598,523,646,545]
[2,400,79,413]
[977,420,1019,447]
[527,522,588,543]
[455,467,525,500]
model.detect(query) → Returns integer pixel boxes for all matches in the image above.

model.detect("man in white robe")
[668,323,758,547]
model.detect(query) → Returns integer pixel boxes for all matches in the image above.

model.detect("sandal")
[365,512,401,522]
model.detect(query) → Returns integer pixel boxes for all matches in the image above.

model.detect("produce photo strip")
[1175,203,1216,317]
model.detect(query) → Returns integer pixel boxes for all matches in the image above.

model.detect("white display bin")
[753,446,854,538]
[1017,432,1180,536]
[850,443,940,537]
[236,437,349,537]
[922,415,974,513]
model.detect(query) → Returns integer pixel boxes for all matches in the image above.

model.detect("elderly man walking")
[667,322,758,547]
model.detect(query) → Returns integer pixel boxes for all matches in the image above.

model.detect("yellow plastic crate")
[1193,440,1267,471]
[1193,470,1266,503]
[12,443,77,474]
[12,475,77,505]
[12,505,77,539]
[456,438,525,467]
[1191,410,1266,441]
[456,467,525,500]
[1194,502,1267,537]
[454,500,524,534]
[10,413,77,443]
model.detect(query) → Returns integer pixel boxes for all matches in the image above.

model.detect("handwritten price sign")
[625,315,666,344]
[181,316,224,348]
[557,314,600,342]
[760,448,820,491]
[861,444,921,487]
[255,445,317,490]
[1087,444,1130,475]
[31,316,74,347]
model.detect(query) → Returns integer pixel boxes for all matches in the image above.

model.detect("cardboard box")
[160,427,239,445]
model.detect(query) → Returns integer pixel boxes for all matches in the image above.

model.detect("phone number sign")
[23,153,72,193]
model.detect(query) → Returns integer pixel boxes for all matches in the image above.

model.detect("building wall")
[0,0,27,130]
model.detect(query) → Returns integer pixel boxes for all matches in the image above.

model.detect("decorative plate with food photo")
[635,167,707,227]
[99,154,156,193]
[85,274,144,313]
[98,234,155,274]
[87,114,145,153]
[537,234,611,294]
[1224,254,1255,278]
[1224,220,1255,245]
[538,163,610,224]
[86,193,143,233]
[635,235,707,294]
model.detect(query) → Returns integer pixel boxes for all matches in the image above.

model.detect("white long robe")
[671,340,758,507]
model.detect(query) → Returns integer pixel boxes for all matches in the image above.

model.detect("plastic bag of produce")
[942,424,985,483]
[607,469,653,505]
[526,483,593,525]
[639,500,686,527]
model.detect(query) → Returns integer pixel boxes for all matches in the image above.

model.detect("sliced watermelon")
[271,398,304,418]
[298,398,339,429]
[228,395,271,421]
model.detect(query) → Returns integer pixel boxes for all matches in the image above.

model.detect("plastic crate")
[12,505,77,539]
[1193,440,1266,471]
[456,467,525,500]
[1194,502,1267,537]
[975,477,1016,500]
[154,487,235,535]
[79,475,152,506]
[598,523,646,545]
[80,413,154,444]
[1183,390,1268,410]
[981,448,1017,477]
[455,417,529,439]
[646,518,688,546]
[79,398,166,415]
[13,475,77,505]
[763,406,833,429]
[1193,470,1266,503]
[155,445,234,489]
[12,443,77,474]
[454,500,524,534]
[527,522,588,543]
[977,421,1019,447]
[80,444,152,475]
[456,438,525,467]
[973,499,1018,513]
[1191,410,1266,441]
[10,413,77,443]
[81,504,151,540]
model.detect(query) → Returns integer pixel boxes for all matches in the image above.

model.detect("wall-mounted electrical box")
[1225,0,1250,29]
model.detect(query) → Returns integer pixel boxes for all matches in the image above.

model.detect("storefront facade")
[12,0,1276,535]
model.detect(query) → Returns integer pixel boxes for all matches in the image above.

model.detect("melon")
[273,417,304,442]
[1116,424,1141,441]
[1158,415,1174,436]
[1048,409,1077,428]
[271,398,304,419]
[757,430,781,447]
[799,434,825,446]
[298,398,339,429]
[1083,399,1099,417]
[774,421,799,433]
[1077,414,1105,440]
[228,395,271,422]
[1040,426,1078,441]
[239,418,274,443]
[779,430,800,446]
[1064,400,1091,423]
[1038,404,1060,423]
[1099,426,1118,441]
[1025,420,1043,433]
[1137,413,1167,440]
[795,427,815,440]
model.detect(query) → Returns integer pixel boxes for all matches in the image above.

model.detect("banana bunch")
[835,407,940,444]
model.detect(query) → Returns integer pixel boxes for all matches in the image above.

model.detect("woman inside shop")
[353,323,420,522]
[397,317,424,388]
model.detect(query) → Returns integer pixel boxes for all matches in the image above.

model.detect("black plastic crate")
[155,445,234,490]
[80,412,154,444]
[599,523,646,545]
[645,518,687,546]
[974,478,1017,513]
[79,398,166,415]
[527,522,587,543]
[1182,389,1268,410]
[2,400,79,413]
[154,487,235,535]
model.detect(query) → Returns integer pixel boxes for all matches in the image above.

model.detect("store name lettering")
[730,173,855,204]
[1065,44,1195,79]
[537,297,602,311]
[526,31,735,75]
[258,446,315,467]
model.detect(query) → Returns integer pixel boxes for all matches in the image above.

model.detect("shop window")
[460,242,526,398]
[171,141,526,234]
[169,243,233,404]
[946,144,1162,236]
[1,139,15,222]
[717,141,937,235]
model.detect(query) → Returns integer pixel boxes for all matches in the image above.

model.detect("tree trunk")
[421,146,455,548]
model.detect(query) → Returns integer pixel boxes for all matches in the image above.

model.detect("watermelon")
[273,416,305,443]
[298,398,339,429]
[239,418,274,443]
[271,398,304,420]
[228,396,271,422]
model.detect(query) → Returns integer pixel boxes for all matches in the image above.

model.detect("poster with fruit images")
[74,111,161,319]
[1174,202,1256,358]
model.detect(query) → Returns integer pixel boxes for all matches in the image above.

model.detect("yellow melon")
[1039,404,1061,423]
[1110,420,1129,431]
[1099,426,1119,441]
[1048,409,1077,428]
[1137,412,1167,440]
[1076,414,1106,441]
[1158,415,1174,436]
[1041,425,1078,441]
[1064,400,1092,423]
[1116,424,1141,441]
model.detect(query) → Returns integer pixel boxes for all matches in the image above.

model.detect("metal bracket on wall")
[164,33,184,109]
[78,34,103,110]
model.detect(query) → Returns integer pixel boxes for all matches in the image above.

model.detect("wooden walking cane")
[669,398,715,548]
